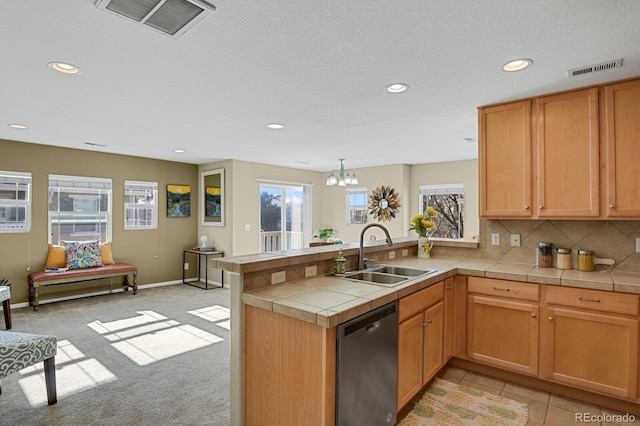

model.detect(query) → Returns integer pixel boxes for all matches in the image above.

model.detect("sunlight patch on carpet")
[398,378,528,426]
[18,340,116,407]
[110,324,223,366]
[188,305,230,323]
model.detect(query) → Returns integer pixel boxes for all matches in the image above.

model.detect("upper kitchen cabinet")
[535,88,600,218]
[479,100,532,217]
[603,79,640,218]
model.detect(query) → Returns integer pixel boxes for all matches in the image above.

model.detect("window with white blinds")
[419,183,465,239]
[124,180,158,229]
[48,174,112,245]
[346,188,368,225]
[0,171,32,232]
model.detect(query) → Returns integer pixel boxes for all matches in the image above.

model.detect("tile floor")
[431,366,640,426]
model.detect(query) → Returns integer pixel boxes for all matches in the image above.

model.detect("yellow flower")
[422,219,436,228]
[426,206,438,217]
[410,214,424,222]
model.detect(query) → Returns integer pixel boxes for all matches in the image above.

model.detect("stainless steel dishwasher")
[336,300,398,426]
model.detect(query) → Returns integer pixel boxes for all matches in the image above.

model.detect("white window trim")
[124,180,158,230]
[346,187,368,226]
[48,174,112,244]
[0,170,32,233]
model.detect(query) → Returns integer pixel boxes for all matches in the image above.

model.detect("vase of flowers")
[409,207,437,258]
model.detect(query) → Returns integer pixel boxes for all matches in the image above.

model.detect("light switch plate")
[491,233,500,245]
[402,249,408,257]
[636,238,640,253]
[388,251,396,260]
[510,234,521,247]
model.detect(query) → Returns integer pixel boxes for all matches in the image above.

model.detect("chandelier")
[326,158,359,186]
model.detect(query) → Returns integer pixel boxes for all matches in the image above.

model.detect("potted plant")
[312,229,343,245]
[408,207,437,258]
[0,278,11,288]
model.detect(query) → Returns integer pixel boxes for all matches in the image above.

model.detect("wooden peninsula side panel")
[244,305,336,426]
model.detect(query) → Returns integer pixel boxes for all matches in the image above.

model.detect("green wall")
[0,139,198,305]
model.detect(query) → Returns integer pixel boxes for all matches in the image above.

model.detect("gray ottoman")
[0,331,57,405]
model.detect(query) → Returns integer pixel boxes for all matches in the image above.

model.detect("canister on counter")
[577,250,594,271]
[537,242,553,268]
[556,248,571,270]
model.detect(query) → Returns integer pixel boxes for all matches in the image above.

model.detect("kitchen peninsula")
[217,239,640,426]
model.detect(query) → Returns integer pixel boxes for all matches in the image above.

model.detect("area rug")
[398,378,528,426]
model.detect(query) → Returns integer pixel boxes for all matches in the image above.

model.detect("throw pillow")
[45,244,67,268]
[100,242,115,265]
[64,240,103,270]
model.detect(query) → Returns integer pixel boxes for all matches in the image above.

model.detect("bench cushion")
[29,263,137,285]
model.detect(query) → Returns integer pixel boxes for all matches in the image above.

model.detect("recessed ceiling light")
[502,58,533,72]
[386,83,409,93]
[173,149,185,154]
[266,123,285,130]
[8,123,28,129]
[48,62,81,75]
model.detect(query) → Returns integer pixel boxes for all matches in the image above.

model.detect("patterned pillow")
[64,240,103,270]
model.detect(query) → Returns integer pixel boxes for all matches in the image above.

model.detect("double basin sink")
[340,265,438,287]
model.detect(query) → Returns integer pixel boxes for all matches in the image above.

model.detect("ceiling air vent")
[567,58,623,78]
[95,0,215,39]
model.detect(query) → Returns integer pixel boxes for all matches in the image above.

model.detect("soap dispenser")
[334,249,346,276]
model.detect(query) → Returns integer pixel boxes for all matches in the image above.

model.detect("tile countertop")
[240,256,640,328]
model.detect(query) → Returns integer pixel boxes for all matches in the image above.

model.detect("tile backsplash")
[433,219,640,273]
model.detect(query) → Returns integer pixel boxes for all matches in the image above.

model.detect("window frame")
[48,174,113,245]
[345,187,369,226]
[419,183,465,239]
[0,170,32,233]
[124,180,158,230]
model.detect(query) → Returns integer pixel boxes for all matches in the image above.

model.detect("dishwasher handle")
[340,302,397,338]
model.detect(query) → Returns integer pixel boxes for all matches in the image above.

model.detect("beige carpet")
[399,378,528,426]
[0,284,230,426]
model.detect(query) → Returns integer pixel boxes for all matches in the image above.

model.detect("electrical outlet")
[388,251,396,260]
[491,233,500,245]
[402,249,408,257]
[636,238,640,253]
[510,234,521,247]
[244,224,250,231]
[271,270,286,284]
[304,265,317,277]
[183,262,189,270]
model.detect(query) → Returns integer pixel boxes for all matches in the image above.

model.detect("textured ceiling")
[1,0,640,172]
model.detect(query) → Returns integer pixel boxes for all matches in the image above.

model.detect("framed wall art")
[167,184,191,217]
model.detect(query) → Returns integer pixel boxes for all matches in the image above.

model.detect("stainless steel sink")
[342,271,409,286]
[369,265,437,277]
[341,265,438,287]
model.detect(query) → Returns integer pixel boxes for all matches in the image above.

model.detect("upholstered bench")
[28,264,137,311]
[0,331,57,405]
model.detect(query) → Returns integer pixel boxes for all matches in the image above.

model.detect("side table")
[182,249,224,290]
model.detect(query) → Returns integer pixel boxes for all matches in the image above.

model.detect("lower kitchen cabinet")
[466,277,540,375]
[397,281,444,409]
[541,286,639,400]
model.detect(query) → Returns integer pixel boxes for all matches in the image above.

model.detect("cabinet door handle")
[426,319,433,324]
[579,297,601,303]
[531,313,537,318]
[539,205,544,210]
[446,286,452,291]
[421,322,427,327]
[524,205,530,210]
[609,204,615,209]
[493,287,511,292]
[548,316,553,321]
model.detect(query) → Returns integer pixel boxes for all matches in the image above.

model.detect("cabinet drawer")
[399,281,444,323]
[468,277,539,302]
[546,285,639,316]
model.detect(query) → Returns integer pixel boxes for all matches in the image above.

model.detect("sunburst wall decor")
[368,185,400,222]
